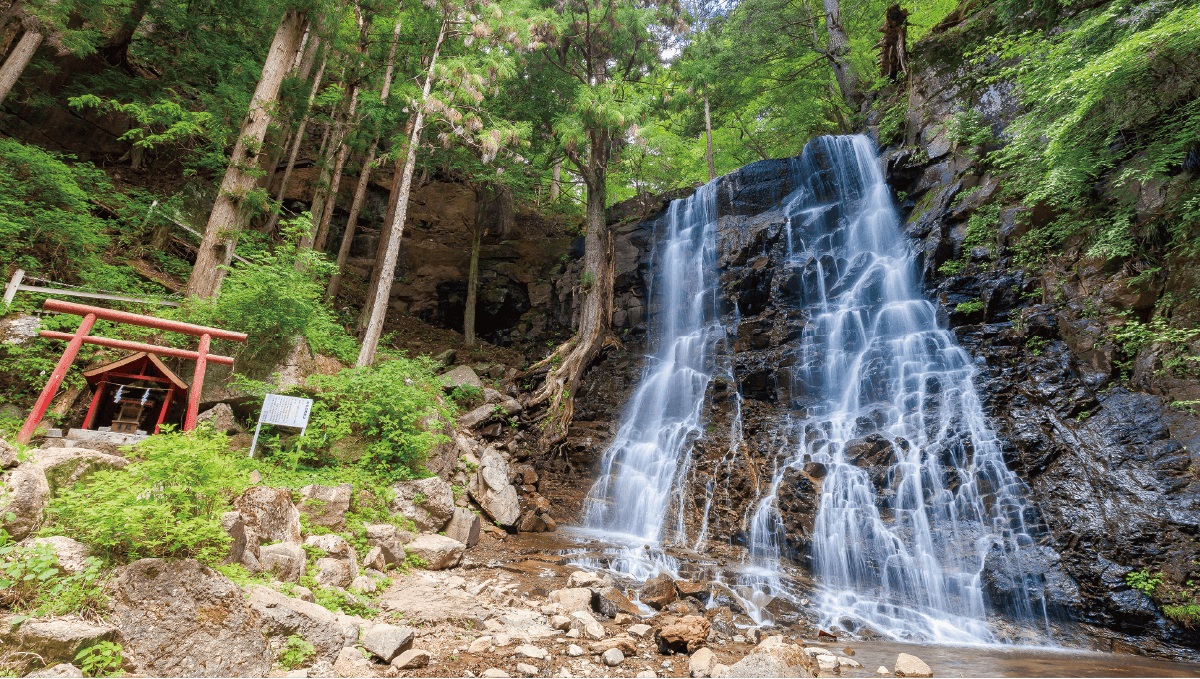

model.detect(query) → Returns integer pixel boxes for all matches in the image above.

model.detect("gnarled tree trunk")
[188,9,308,298]
[822,0,862,111]
[878,3,909,80]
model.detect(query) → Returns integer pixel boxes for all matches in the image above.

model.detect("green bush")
[46,431,245,564]
[275,636,314,670]
[176,214,357,368]
[0,539,108,618]
[285,357,453,480]
[75,641,124,678]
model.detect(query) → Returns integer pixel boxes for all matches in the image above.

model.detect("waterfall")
[580,180,723,577]
[745,135,1047,643]
[578,134,1048,645]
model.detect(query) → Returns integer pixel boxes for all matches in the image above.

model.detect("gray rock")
[467,448,521,527]
[0,463,49,540]
[111,559,271,676]
[724,653,804,678]
[602,648,625,667]
[441,365,484,391]
[469,636,493,653]
[20,536,90,574]
[259,542,306,583]
[305,534,358,569]
[406,534,465,570]
[548,588,593,615]
[30,447,128,495]
[515,663,539,677]
[566,644,584,657]
[299,484,353,530]
[0,617,117,675]
[690,647,716,678]
[628,624,652,639]
[365,524,411,566]
[27,664,84,678]
[445,507,481,548]
[332,647,375,677]
[361,623,415,662]
[195,403,239,434]
[459,404,497,428]
[0,437,16,469]
[234,486,302,556]
[894,653,932,678]
[566,571,608,589]
[314,558,353,589]
[392,648,431,669]
[247,585,345,661]
[482,670,511,678]
[514,644,549,660]
[390,476,456,532]
[293,585,315,603]
[350,575,377,593]
[362,546,387,571]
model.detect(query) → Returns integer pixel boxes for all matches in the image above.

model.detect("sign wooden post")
[248,393,313,458]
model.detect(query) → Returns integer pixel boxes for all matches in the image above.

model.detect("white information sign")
[249,393,313,458]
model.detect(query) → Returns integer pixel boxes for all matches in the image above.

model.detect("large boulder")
[445,507,481,548]
[195,403,240,434]
[548,588,594,615]
[110,559,271,676]
[361,623,415,663]
[656,615,710,654]
[467,448,521,527]
[0,464,49,540]
[299,484,353,530]
[390,476,456,532]
[0,617,117,675]
[19,536,91,574]
[30,447,128,495]
[365,524,411,567]
[441,365,484,391]
[641,573,677,610]
[406,534,465,570]
[894,653,933,677]
[234,487,302,546]
[246,585,346,661]
[258,542,306,583]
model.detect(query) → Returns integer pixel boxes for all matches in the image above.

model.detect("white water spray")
[744,135,1046,643]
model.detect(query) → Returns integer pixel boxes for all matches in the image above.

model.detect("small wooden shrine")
[81,352,188,435]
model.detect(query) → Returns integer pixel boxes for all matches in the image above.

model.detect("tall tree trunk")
[312,81,359,252]
[187,9,308,298]
[550,159,561,201]
[263,34,324,200]
[0,29,42,104]
[822,0,861,111]
[704,93,715,181]
[357,19,447,367]
[878,4,909,80]
[528,127,613,441]
[98,0,151,68]
[357,114,415,336]
[327,19,402,301]
[464,213,483,346]
[265,52,328,235]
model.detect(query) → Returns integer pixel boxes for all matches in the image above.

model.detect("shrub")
[276,636,314,670]
[176,214,357,368]
[288,356,453,480]
[75,641,123,678]
[0,539,108,618]
[46,431,245,564]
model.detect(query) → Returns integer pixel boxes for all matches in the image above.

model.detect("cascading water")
[577,134,1050,645]
[579,180,724,578]
[745,135,1048,643]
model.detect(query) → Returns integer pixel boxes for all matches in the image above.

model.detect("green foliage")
[974,1,1200,263]
[944,109,992,152]
[404,552,429,570]
[1108,316,1200,378]
[177,214,357,366]
[47,431,244,564]
[276,636,315,670]
[1126,567,1200,628]
[0,540,108,618]
[1127,567,1164,596]
[276,357,452,479]
[955,298,985,315]
[75,641,124,678]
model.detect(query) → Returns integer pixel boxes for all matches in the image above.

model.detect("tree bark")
[704,93,715,181]
[262,34,324,201]
[187,9,308,298]
[98,0,151,68]
[527,127,613,442]
[327,19,403,302]
[822,0,862,111]
[550,158,562,201]
[357,113,415,336]
[0,29,42,104]
[464,214,483,346]
[356,19,447,367]
[265,51,327,235]
[312,81,359,252]
[878,3,909,80]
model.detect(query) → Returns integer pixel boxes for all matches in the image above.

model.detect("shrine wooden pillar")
[17,313,96,444]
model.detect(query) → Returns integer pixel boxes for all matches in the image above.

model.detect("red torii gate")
[17,299,247,444]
